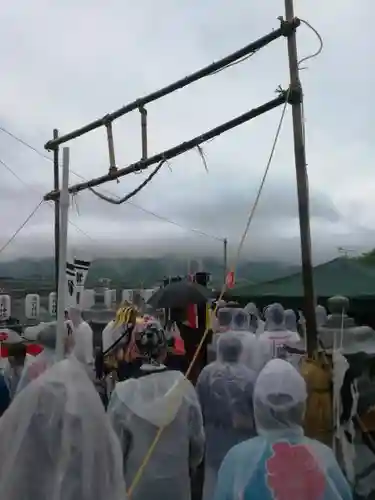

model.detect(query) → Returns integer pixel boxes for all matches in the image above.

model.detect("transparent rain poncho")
[284,309,298,332]
[69,307,94,367]
[107,369,204,500]
[213,359,353,500]
[211,308,252,357]
[215,307,250,333]
[17,321,71,394]
[244,303,265,335]
[258,304,301,369]
[0,357,127,500]
[196,333,257,500]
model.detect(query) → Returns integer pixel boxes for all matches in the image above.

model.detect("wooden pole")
[53,129,60,296]
[56,147,70,361]
[284,0,317,356]
[223,238,228,285]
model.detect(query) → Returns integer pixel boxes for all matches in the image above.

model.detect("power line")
[0,200,44,255]
[0,126,52,162]
[0,126,224,242]
[0,156,95,243]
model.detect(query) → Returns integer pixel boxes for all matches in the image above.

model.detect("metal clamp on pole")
[105,119,118,181]
[139,106,148,161]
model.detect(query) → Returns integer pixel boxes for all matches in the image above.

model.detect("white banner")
[49,292,57,317]
[25,294,40,320]
[0,295,11,321]
[65,257,92,308]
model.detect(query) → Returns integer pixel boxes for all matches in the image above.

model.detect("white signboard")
[49,292,57,317]
[0,295,11,321]
[25,294,40,319]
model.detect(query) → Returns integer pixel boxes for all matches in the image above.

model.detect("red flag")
[187,304,197,328]
[173,336,185,355]
[226,271,235,289]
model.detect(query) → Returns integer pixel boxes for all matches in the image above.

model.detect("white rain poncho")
[108,369,204,500]
[215,307,250,333]
[213,359,353,500]
[284,309,298,332]
[210,308,252,359]
[69,307,94,367]
[244,302,265,335]
[258,304,300,369]
[0,357,127,500]
[196,333,257,500]
[17,321,71,394]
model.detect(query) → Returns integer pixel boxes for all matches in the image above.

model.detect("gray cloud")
[0,0,374,264]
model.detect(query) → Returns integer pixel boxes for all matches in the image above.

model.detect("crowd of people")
[0,301,356,499]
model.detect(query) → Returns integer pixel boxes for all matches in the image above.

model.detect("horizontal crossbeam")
[44,92,288,201]
[44,18,299,150]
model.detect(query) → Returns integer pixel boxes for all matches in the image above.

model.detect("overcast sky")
[0,0,373,265]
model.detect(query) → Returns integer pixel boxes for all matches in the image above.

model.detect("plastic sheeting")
[284,309,297,332]
[258,304,300,368]
[69,308,94,366]
[17,322,71,394]
[243,303,260,333]
[108,369,204,500]
[213,359,353,500]
[0,358,127,500]
[16,350,57,394]
[196,333,257,500]
[214,307,250,333]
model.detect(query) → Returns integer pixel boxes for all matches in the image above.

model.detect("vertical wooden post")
[284,0,317,355]
[56,147,70,361]
[53,129,60,297]
[223,238,228,285]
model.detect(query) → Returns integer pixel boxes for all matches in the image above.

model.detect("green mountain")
[0,257,299,289]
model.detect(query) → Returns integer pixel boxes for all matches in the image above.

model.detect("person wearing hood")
[244,303,264,335]
[16,321,73,394]
[284,309,298,332]
[214,359,352,500]
[107,319,205,500]
[0,357,127,500]
[257,303,301,368]
[196,332,257,500]
[68,306,94,370]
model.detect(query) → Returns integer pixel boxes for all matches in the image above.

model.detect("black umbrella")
[147,281,212,309]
